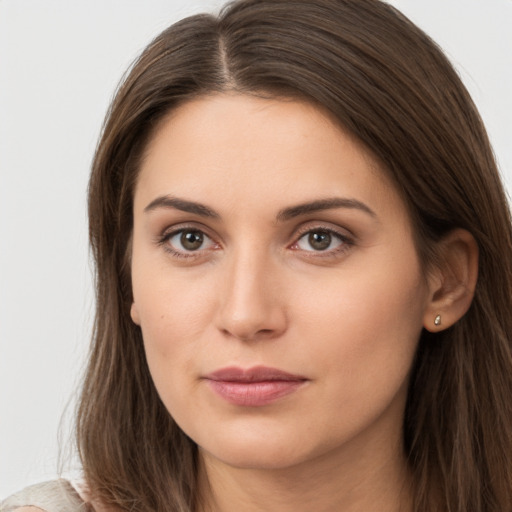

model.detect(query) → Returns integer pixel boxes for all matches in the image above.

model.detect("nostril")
[220,326,279,342]
[240,328,280,342]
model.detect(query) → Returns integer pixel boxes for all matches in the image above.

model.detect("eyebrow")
[276,197,377,221]
[144,195,376,221]
[144,196,220,218]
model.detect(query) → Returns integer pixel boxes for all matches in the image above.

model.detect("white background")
[1,0,511,498]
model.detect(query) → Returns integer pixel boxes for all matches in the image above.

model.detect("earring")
[434,314,441,326]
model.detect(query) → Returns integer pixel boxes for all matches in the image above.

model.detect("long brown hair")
[78,1,512,510]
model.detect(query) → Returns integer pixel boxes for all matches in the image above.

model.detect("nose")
[215,248,288,342]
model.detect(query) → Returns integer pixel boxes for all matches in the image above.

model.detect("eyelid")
[155,220,355,260]
[158,221,218,242]
[289,222,355,257]
[156,223,221,258]
[292,221,355,243]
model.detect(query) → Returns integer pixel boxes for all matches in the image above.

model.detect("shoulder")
[0,480,92,512]
[9,509,44,512]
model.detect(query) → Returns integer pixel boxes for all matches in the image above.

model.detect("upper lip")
[204,366,307,382]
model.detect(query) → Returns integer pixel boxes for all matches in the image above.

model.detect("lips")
[203,366,308,406]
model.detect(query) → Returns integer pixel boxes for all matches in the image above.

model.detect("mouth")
[203,366,308,407]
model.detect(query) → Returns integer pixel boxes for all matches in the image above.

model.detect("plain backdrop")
[1,0,511,498]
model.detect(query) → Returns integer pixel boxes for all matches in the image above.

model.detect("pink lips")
[203,366,308,406]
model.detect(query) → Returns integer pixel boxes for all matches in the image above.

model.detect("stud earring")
[434,314,442,326]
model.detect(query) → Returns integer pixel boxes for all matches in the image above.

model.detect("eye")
[163,228,217,255]
[294,229,347,252]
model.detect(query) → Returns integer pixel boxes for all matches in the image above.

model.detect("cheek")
[132,267,219,395]
[296,250,427,394]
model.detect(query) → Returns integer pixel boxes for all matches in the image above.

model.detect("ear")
[423,229,478,332]
[130,302,141,326]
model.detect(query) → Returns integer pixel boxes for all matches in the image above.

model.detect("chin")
[195,427,322,471]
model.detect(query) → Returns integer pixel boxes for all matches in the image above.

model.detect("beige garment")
[0,480,92,512]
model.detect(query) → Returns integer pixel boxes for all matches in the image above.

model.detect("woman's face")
[130,94,433,471]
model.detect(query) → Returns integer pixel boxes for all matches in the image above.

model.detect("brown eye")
[180,230,204,251]
[164,229,216,255]
[308,231,331,251]
[295,229,345,252]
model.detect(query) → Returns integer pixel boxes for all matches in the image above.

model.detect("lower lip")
[205,379,306,406]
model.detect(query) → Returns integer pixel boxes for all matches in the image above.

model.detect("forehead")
[135,93,406,223]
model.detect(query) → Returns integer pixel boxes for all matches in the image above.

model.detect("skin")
[129,94,464,512]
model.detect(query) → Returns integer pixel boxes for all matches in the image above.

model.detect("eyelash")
[291,225,354,258]
[157,224,218,259]
[157,224,354,260]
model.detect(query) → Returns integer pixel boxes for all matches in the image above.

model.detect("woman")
[3,0,512,511]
